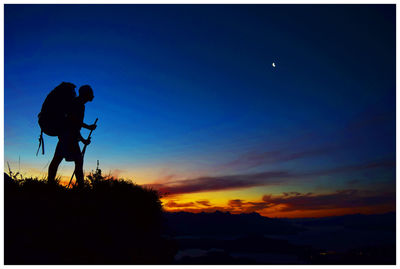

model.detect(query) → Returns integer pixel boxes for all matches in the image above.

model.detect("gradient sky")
[4,4,395,217]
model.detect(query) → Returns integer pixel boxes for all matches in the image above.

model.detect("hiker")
[47,85,96,187]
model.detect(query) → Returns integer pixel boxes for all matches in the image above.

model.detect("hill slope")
[4,172,177,264]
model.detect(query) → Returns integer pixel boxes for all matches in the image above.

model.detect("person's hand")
[82,138,91,146]
[88,124,97,131]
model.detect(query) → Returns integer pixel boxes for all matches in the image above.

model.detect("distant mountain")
[163,210,396,237]
[163,211,304,237]
[165,210,396,265]
[287,212,395,231]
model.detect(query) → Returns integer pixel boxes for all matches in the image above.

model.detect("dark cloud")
[262,190,395,212]
[227,199,270,212]
[282,192,305,196]
[165,205,229,213]
[216,111,395,174]
[300,160,395,178]
[148,171,291,195]
[146,159,394,195]
[196,200,211,207]
[228,199,244,207]
[218,147,335,171]
[241,202,270,212]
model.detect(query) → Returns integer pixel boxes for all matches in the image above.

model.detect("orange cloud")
[165,200,196,208]
[162,189,395,218]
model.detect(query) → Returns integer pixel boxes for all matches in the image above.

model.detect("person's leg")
[48,137,67,183]
[48,154,63,183]
[74,155,84,187]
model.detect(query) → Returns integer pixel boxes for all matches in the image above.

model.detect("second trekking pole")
[67,118,98,188]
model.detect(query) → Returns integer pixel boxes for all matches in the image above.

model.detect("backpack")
[36,82,77,155]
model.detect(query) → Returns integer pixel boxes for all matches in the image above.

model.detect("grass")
[4,166,177,264]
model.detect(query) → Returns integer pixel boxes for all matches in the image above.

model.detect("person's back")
[65,97,85,139]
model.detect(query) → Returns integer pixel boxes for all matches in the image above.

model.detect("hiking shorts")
[55,132,82,162]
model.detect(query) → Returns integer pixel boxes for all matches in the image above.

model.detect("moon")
[272,62,276,68]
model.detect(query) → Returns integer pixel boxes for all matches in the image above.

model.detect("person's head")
[78,85,94,103]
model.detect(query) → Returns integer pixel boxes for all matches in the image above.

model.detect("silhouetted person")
[48,85,96,187]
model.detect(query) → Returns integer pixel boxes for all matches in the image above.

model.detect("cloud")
[241,202,271,212]
[282,192,305,196]
[228,199,244,207]
[227,199,270,212]
[147,171,291,195]
[164,198,269,214]
[163,199,228,213]
[218,147,335,171]
[163,188,394,217]
[300,159,395,178]
[146,159,394,196]
[165,200,196,208]
[215,111,395,174]
[196,200,211,207]
[262,190,395,212]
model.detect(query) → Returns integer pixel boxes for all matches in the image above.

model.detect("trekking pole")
[67,118,98,188]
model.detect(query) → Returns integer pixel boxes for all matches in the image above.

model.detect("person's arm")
[82,122,97,131]
[78,132,91,145]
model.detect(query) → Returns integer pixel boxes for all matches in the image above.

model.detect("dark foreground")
[5,171,395,265]
[164,211,395,265]
[4,171,177,264]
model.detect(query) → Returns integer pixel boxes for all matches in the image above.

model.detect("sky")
[4,4,396,218]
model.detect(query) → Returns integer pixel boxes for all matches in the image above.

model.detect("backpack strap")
[36,131,45,156]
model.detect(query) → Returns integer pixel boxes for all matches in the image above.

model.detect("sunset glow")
[5,4,395,219]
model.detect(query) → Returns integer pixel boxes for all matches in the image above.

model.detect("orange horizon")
[161,205,395,219]
[6,172,395,219]
[161,197,395,219]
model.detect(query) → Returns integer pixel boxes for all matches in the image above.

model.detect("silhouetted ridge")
[288,212,396,231]
[163,210,303,237]
[5,172,177,264]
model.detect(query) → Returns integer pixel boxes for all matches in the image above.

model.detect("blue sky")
[4,4,395,217]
